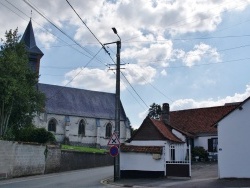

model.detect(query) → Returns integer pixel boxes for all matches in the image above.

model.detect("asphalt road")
[0,166,113,188]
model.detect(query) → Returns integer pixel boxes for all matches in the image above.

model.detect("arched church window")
[48,119,56,132]
[78,119,85,135]
[105,123,112,138]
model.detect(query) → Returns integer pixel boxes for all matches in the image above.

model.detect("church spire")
[21,19,43,56]
[21,20,43,75]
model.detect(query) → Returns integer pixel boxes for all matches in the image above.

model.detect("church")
[21,20,131,148]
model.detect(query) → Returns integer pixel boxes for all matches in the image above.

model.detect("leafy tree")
[0,28,45,139]
[148,103,162,119]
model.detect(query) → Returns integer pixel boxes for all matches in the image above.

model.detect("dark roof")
[169,104,239,135]
[21,20,43,56]
[120,144,163,154]
[215,96,250,125]
[38,83,127,120]
[128,117,183,143]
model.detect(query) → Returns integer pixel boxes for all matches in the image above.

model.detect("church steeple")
[21,20,43,75]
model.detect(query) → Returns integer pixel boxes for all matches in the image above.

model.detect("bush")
[192,146,208,161]
[18,127,56,144]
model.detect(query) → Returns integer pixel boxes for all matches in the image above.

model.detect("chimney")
[161,103,170,125]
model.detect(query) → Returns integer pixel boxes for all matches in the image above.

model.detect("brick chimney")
[161,103,170,125]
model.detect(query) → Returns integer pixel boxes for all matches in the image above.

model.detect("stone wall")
[60,150,113,171]
[0,140,46,178]
[44,145,61,173]
[0,141,113,178]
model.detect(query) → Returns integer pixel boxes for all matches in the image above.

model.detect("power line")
[121,72,149,108]
[23,0,99,60]
[65,0,150,110]
[47,47,103,101]
[65,0,110,55]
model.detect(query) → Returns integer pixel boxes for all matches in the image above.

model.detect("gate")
[166,144,191,177]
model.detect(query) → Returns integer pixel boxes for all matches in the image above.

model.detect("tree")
[148,103,162,119]
[0,28,45,139]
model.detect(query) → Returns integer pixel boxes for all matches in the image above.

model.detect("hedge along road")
[0,166,113,188]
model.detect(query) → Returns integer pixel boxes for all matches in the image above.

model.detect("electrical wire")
[46,47,103,101]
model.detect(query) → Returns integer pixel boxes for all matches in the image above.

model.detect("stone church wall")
[34,113,131,148]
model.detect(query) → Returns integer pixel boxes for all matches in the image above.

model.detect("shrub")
[192,146,208,161]
[18,127,56,144]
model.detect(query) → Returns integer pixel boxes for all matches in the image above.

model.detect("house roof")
[120,144,163,154]
[214,96,250,125]
[128,117,183,143]
[38,83,127,120]
[169,103,239,136]
[21,20,43,56]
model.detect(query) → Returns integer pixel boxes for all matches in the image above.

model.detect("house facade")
[120,102,239,178]
[120,104,191,178]
[22,20,131,148]
[216,97,250,178]
[169,103,238,157]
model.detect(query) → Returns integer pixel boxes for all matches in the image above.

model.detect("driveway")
[105,162,250,187]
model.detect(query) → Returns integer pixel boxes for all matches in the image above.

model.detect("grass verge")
[61,144,108,154]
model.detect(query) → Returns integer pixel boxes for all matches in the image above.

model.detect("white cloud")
[122,64,156,85]
[36,30,57,49]
[122,41,173,67]
[171,84,250,111]
[160,69,167,76]
[63,67,120,92]
[182,43,221,67]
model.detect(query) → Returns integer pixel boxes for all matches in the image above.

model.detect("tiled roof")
[38,83,127,120]
[21,20,43,55]
[120,144,163,154]
[128,117,183,143]
[169,104,238,135]
[150,118,184,143]
[215,96,250,124]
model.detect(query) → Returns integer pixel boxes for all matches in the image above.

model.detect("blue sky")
[1,0,250,128]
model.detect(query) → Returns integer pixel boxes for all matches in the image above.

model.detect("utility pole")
[114,39,121,181]
[104,28,121,181]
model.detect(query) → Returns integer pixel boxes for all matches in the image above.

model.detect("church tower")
[21,20,43,76]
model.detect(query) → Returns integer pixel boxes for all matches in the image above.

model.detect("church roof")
[38,83,127,120]
[21,20,43,56]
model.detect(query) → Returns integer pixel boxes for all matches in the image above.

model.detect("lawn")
[61,144,108,154]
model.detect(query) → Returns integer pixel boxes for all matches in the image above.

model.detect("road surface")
[0,166,113,188]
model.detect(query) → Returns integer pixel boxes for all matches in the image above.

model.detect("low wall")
[0,140,113,178]
[0,140,46,178]
[60,150,113,171]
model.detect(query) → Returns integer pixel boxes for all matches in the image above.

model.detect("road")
[0,166,113,188]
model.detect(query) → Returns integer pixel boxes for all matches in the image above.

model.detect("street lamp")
[104,27,121,181]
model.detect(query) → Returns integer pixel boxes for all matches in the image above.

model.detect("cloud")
[36,30,57,49]
[182,43,221,67]
[122,64,156,85]
[63,67,119,92]
[171,84,250,110]
[122,41,173,67]
[160,69,167,76]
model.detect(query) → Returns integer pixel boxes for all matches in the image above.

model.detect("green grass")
[61,144,108,154]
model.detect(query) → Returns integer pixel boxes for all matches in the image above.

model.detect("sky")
[1,0,250,128]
